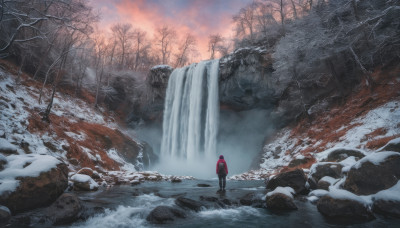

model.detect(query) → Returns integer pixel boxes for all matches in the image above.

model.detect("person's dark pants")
[218,174,226,190]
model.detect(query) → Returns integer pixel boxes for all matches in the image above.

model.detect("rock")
[343,153,400,195]
[200,196,219,202]
[317,195,374,220]
[77,168,100,180]
[0,138,18,155]
[266,169,308,194]
[45,193,83,225]
[0,163,68,214]
[373,200,400,218]
[71,174,99,191]
[307,177,318,190]
[0,154,7,171]
[311,163,343,182]
[266,193,297,211]
[288,156,314,167]
[324,148,365,162]
[175,197,205,212]
[380,138,400,153]
[171,177,182,183]
[68,158,79,166]
[317,180,331,191]
[77,167,93,177]
[146,206,186,224]
[239,193,265,208]
[0,205,11,226]
[197,184,211,187]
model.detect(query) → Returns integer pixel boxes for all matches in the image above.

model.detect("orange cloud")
[91,0,251,62]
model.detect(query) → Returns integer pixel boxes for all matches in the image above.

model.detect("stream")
[8,180,400,228]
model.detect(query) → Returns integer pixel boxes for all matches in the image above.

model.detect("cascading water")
[157,59,220,178]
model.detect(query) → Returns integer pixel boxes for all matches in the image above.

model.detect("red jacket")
[216,159,228,175]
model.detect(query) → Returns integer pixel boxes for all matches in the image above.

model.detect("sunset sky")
[90,0,252,60]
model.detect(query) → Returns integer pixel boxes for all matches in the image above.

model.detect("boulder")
[239,193,265,208]
[266,193,297,211]
[77,168,100,180]
[175,197,205,212]
[373,200,400,218]
[343,153,400,195]
[380,138,400,153]
[146,205,186,224]
[266,169,308,194]
[311,163,343,182]
[307,177,318,190]
[317,180,331,191]
[324,149,365,162]
[317,195,374,220]
[0,205,11,226]
[0,163,68,214]
[171,177,182,183]
[45,193,83,225]
[71,174,99,191]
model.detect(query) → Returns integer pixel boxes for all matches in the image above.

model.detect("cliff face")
[139,47,359,127]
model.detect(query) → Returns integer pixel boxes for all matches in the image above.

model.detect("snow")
[309,189,329,197]
[315,147,366,162]
[266,186,295,199]
[71,174,99,190]
[0,138,17,152]
[373,181,400,202]
[339,156,358,172]
[379,137,400,151]
[151,65,173,70]
[326,188,372,206]
[353,151,399,169]
[0,154,61,194]
[319,176,338,185]
[0,154,7,163]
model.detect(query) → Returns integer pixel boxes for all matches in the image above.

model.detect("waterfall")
[159,59,219,177]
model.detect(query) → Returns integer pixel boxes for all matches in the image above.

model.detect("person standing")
[216,155,228,191]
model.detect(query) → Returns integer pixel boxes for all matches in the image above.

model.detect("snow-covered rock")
[265,187,297,211]
[344,152,400,195]
[372,181,400,217]
[0,154,68,213]
[71,174,99,191]
[317,193,374,220]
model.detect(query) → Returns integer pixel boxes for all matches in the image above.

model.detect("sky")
[89,0,252,61]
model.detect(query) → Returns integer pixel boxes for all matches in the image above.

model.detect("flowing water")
[9,180,400,228]
[157,60,220,178]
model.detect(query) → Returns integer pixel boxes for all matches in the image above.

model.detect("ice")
[266,186,295,198]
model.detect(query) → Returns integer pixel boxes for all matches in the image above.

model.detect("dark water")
[9,180,400,228]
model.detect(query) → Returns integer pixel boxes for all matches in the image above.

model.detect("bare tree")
[132,28,148,71]
[174,33,197,67]
[208,34,223,60]
[233,1,258,42]
[111,23,133,69]
[154,25,176,65]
